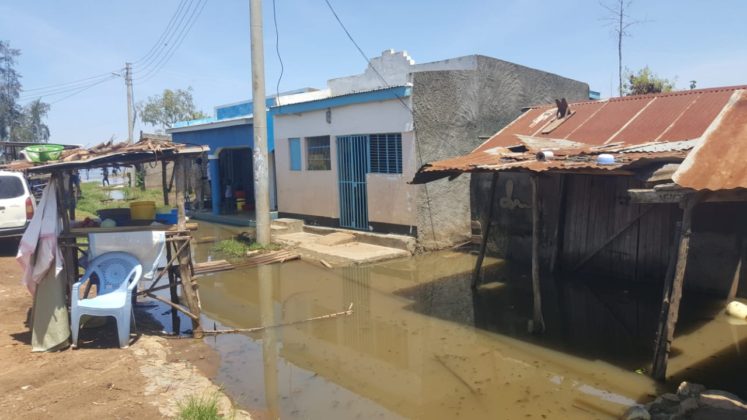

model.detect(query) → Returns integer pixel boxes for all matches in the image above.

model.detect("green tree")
[0,40,23,141]
[13,99,50,142]
[623,66,675,96]
[137,87,207,130]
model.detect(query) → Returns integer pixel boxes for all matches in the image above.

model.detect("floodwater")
[174,223,747,419]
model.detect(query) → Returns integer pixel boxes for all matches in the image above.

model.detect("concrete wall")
[413,56,589,249]
[274,99,416,228]
[327,50,415,95]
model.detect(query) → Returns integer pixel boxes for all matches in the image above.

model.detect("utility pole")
[249,0,271,245]
[125,62,134,143]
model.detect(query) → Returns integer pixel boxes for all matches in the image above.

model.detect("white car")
[0,171,35,238]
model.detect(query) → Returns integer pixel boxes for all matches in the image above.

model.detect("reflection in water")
[185,226,747,418]
[197,252,661,419]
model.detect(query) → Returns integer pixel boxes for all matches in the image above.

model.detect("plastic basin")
[23,144,64,162]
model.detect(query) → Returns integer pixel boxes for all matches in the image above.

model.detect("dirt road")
[0,239,248,419]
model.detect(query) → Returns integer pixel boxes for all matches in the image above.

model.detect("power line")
[19,73,121,100]
[46,76,119,105]
[321,0,437,242]
[272,0,284,104]
[21,71,119,93]
[321,0,413,114]
[134,0,207,83]
[132,0,190,65]
[134,0,196,74]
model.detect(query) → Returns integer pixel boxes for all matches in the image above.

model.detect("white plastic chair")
[71,252,143,349]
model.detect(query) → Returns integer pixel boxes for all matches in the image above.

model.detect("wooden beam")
[472,173,499,289]
[530,174,545,333]
[161,161,169,205]
[570,206,654,273]
[651,194,700,380]
[727,237,744,302]
[550,174,567,274]
[629,188,690,204]
[174,156,202,337]
[144,292,198,321]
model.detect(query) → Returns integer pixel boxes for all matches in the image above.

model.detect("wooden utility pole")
[125,62,134,143]
[249,0,271,245]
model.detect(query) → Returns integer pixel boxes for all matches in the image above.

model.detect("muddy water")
[186,223,747,419]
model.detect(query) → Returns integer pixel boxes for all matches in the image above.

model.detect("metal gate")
[337,135,369,230]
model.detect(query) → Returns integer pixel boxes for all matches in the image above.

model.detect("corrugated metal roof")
[473,85,747,152]
[673,90,747,190]
[415,86,747,186]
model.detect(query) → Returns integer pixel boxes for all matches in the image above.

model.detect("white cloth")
[17,183,63,295]
[88,231,166,279]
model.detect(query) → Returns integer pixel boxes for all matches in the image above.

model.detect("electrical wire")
[272,0,284,105]
[132,0,190,65]
[134,0,196,74]
[321,0,437,242]
[134,0,207,83]
[321,0,412,113]
[46,76,119,105]
[21,71,119,93]
[19,72,121,100]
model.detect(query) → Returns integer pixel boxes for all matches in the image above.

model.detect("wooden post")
[174,157,203,338]
[530,174,545,333]
[54,173,76,299]
[161,161,169,205]
[550,174,567,274]
[651,194,699,380]
[727,237,744,302]
[166,241,180,334]
[472,172,499,289]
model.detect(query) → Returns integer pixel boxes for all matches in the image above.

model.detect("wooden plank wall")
[561,174,676,282]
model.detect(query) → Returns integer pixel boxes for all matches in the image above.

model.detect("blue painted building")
[167,99,279,216]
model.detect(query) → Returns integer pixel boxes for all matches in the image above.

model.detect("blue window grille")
[289,138,301,171]
[307,136,331,170]
[369,133,402,174]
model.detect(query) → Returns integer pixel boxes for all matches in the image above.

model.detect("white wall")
[274,99,417,228]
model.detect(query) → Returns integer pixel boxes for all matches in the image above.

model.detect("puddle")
[108,189,125,200]
[152,223,747,419]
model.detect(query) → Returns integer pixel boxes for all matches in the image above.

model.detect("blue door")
[337,135,369,230]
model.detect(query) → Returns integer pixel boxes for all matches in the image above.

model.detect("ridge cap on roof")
[526,84,747,110]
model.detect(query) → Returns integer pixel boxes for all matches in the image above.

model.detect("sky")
[2,0,747,146]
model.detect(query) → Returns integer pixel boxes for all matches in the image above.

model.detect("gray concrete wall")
[413,56,589,249]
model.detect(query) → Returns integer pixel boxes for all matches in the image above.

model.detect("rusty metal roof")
[673,90,747,190]
[414,85,747,185]
[474,85,746,151]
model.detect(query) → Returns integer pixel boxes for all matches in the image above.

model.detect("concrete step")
[317,232,355,246]
[271,218,304,233]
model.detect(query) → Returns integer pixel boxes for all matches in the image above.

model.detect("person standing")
[102,167,110,186]
[224,180,233,214]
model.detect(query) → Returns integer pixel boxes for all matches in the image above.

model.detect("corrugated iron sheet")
[673,90,747,190]
[474,85,746,152]
[415,85,747,185]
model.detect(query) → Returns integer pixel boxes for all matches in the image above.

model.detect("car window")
[0,176,25,199]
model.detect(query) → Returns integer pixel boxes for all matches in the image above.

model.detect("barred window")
[369,133,402,174]
[306,136,331,170]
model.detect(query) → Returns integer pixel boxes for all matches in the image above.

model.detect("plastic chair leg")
[116,311,131,348]
[71,312,81,348]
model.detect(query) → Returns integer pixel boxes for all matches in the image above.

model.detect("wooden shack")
[6,138,210,338]
[413,85,747,379]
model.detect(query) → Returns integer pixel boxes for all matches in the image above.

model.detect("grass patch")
[76,182,167,220]
[177,393,221,420]
[212,238,283,259]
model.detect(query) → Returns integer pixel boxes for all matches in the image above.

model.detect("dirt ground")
[0,239,248,419]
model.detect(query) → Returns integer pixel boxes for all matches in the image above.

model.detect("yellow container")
[236,198,245,211]
[130,200,156,220]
